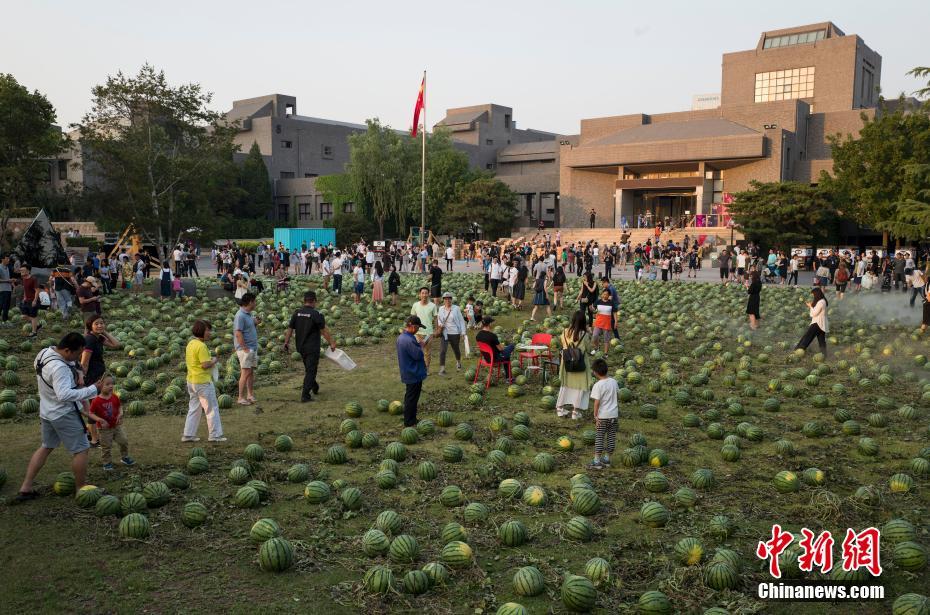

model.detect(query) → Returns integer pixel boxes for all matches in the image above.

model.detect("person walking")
[331,251,344,294]
[589,208,596,228]
[0,254,12,325]
[397,315,428,427]
[577,272,598,327]
[428,259,443,305]
[437,292,466,375]
[283,291,336,402]
[79,314,121,446]
[183,320,225,442]
[411,287,438,372]
[17,265,42,337]
[556,310,591,420]
[388,264,400,306]
[15,333,102,501]
[371,261,385,305]
[445,244,454,272]
[159,263,173,299]
[233,292,260,405]
[746,270,761,330]
[795,287,829,356]
[909,267,926,308]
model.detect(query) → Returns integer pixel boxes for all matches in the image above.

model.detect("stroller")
[881,268,892,292]
[762,263,778,284]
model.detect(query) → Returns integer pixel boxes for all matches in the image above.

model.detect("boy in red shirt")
[87,375,134,470]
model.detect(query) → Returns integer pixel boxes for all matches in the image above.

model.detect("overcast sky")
[2,0,927,135]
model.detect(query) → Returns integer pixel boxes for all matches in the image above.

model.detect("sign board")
[373,241,385,248]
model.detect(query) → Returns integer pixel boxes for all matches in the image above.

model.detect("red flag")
[411,74,425,137]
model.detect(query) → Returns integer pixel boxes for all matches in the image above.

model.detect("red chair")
[518,333,553,369]
[474,341,511,389]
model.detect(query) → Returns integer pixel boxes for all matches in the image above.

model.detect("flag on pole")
[411,74,425,137]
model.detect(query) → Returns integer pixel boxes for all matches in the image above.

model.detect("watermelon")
[376,510,403,535]
[187,456,209,475]
[891,594,930,615]
[75,485,102,508]
[94,494,122,517]
[440,485,464,507]
[246,480,269,501]
[498,520,528,547]
[53,472,76,496]
[362,529,390,556]
[691,468,715,490]
[244,443,265,462]
[181,502,209,528]
[513,565,545,596]
[858,437,880,456]
[884,519,918,544]
[388,534,420,563]
[400,427,419,444]
[564,516,594,542]
[164,471,190,490]
[344,401,363,418]
[561,574,597,612]
[442,444,464,462]
[454,423,474,440]
[274,435,294,452]
[258,537,294,572]
[361,432,379,448]
[364,565,394,593]
[890,473,914,493]
[229,465,250,484]
[119,513,151,540]
[142,481,171,507]
[440,522,468,544]
[572,488,602,516]
[436,410,454,426]
[339,419,359,434]
[496,604,528,615]
[416,419,435,435]
[402,569,430,595]
[440,540,473,568]
[522,485,547,507]
[286,463,309,483]
[384,441,407,461]
[648,449,669,467]
[638,590,673,614]
[640,501,670,527]
[512,424,531,440]
[250,518,281,543]
[894,541,927,572]
[235,486,261,508]
[375,470,397,489]
[121,492,147,515]
[326,445,348,464]
[705,561,739,590]
[340,487,362,511]
[418,460,437,481]
[463,502,490,524]
[422,561,450,586]
[674,537,704,566]
[532,452,556,473]
[707,515,733,539]
[773,470,800,493]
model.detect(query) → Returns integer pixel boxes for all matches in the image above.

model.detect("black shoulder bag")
[561,332,587,373]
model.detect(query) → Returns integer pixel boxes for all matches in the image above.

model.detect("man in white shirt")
[365,249,375,273]
[173,246,183,276]
[16,334,102,501]
[321,256,333,291]
[445,245,455,272]
[331,253,344,294]
[736,250,748,281]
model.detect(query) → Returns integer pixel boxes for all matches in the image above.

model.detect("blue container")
[273,228,336,251]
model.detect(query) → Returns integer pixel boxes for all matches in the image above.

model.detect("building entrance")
[627,190,696,229]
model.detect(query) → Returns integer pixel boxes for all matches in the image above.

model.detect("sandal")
[237,399,252,406]
[15,490,39,502]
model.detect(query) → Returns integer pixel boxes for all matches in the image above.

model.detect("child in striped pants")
[588,358,619,470]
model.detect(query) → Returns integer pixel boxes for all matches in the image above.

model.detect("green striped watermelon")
[638,590,672,613]
[561,574,597,612]
[181,502,209,528]
[499,520,528,547]
[513,565,545,596]
[258,537,294,572]
[119,513,151,540]
[250,518,281,543]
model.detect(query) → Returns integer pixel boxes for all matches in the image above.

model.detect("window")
[320,202,333,220]
[486,163,495,170]
[784,147,792,178]
[486,139,494,146]
[277,203,289,220]
[762,30,825,49]
[343,202,355,214]
[523,194,536,218]
[298,203,312,220]
[754,66,814,103]
[504,114,511,129]
[304,173,318,178]
[322,145,333,159]
[281,140,292,149]
[860,67,874,105]
[285,103,295,117]
[58,160,67,180]
[275,124,282,134]
[280,171,295,179]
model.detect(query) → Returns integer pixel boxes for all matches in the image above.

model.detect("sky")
[2,0,928,136]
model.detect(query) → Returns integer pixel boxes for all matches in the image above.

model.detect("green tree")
[0,73,65,208]
[235,142,272,218]
[909,66,930,100]
[315,173,359,215]
[78,64,240,248]
[729,181,839,250]
[444,178,518,240]
[821,100,930,245]
[414,129,477,233]
[347,119,408,238]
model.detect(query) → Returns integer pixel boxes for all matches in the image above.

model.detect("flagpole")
[420,70,426,245]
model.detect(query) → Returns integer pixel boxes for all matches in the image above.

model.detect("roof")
[290,115,368,131]
[436,109,487,127]
[588,119,760,146]
[226,99,272,122]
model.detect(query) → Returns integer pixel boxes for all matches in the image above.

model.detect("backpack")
[561,332,587,373]
[836,269,849,283]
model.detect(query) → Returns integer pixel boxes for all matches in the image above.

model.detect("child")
[588,358,618,469]
[472,300,484,328]
[37,285,51,311]
[464,296,476,328]
[591,289,614,355]
[172,276,184,299]
[87,375,135,470]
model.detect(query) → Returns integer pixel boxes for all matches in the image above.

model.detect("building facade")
[559,22,883,229]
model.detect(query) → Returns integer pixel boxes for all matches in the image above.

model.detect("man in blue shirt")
[396,315,427,427]
[233,292,260,405]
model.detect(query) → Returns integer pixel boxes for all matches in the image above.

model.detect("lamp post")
[728,218,735,248]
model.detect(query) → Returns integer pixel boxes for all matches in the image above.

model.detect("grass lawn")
[0,273,928,614]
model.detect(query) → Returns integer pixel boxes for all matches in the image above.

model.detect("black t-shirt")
[475,330,502,359]
[430,266,442,287]
[289,307,326,354]
[83,333,106,383]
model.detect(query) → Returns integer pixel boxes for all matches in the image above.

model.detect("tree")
[729,181,839,251]
[78,64,240,248]
[444,178,518,240]
[873,163,930,241]
[0,74,65,208]
[820,100,930,245]
[347,119,409,238]
[909,66,930,100]
[415,129,477,233]
[235,142,272,218]
[315,173,360,216]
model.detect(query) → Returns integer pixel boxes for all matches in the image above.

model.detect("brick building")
[559,22,884,230]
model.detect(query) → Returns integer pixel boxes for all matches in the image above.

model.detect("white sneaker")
[209,437,228,442]
[571,411,583,420]
[181,436,200,442]
[556,409,569,418]
[439,367,446,375]
[456,362,462,370]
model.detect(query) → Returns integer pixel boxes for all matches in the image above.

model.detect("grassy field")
[0,273,928,614]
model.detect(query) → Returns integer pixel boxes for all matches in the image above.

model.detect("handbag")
[561,332,587,373]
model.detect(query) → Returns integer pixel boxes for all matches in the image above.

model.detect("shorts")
[737,267,745,276]
[719,267,728,279]
[41,414,90,454]
[836,283,848,292]
[354,282,365,295]
[236,349,259,369]
[430,284,442,299]
[591,326,613,343]
[553,285,564,293]
[20,302,39,317]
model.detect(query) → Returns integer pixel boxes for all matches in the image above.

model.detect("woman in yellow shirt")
[183,319,226,442]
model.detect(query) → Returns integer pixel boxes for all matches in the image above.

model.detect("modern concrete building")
[227,94,368,223]
[434,104,561,228]
[558,22,884,230]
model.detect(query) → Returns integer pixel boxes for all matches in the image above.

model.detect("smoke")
[829,287,924,328]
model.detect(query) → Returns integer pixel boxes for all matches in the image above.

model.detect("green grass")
[0,274,928,614]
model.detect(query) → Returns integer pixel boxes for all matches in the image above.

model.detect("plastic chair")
[518,333,552,369]
[474,341,511,389]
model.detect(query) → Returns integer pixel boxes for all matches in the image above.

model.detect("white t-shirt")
[590,377,619,419]
[353,266,365,284]
[322,259,332,275]
[331,257,343,273]
[445,247,454,260]
[737,253,747,268]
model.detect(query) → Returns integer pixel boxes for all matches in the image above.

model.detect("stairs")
[510,227,740,247]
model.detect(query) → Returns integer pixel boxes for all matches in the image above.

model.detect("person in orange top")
[87,375,134,470]
[590,289,615,355]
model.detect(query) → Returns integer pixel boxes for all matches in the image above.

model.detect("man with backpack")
[15,333,103,502]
